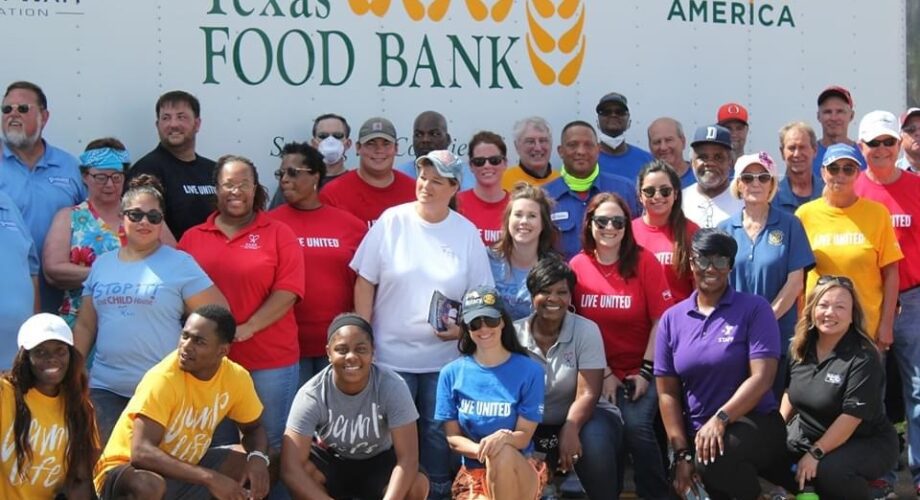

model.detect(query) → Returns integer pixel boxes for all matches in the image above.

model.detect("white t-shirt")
[681,185,743,229]
[351,202,494,373]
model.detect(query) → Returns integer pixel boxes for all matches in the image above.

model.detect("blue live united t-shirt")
[435,352,544,468]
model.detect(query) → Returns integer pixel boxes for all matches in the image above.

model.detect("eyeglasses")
[469,316,502,330]
[739,173,773,184]
[123,208,164,224]
[824,163,859,176]
[89,172,124,185]
[903,125,919,136]
[692,254,731,271]
[274,167,313,179]
[816,274,855,289]
[219,182,256,193]
[640,186,674,198]
[316,132,345,140]
[864,137,898,148]
[592,215,627,230]
[470,155,505,167]
[597,108,629,117]
[1,104,34,114]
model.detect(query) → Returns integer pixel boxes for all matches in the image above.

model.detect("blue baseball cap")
[691,124,732,150]
[460,286,505,324]
[822,143,861,167]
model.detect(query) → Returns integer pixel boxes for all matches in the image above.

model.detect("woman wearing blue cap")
[434,286,546,500]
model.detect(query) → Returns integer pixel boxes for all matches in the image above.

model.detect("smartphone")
[623,379,636,398]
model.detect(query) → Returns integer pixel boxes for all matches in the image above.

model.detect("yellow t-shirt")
[796,197,903,337]
[501,164,560,191]
[0,378,69,500]
[93,351,263,492]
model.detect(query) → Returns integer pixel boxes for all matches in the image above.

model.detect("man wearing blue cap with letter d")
[682,125,743,228]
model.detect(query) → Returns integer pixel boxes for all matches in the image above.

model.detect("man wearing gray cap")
[320,116,416,227]
[899,107,920,173]
[595,92,653,182]
[682,125,743,228]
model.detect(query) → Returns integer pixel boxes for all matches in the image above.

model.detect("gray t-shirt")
[515,312,608,425]
[286,364,418,459]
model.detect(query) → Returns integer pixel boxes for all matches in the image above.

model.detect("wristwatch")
[674,448,694,464]
[808,446,825,461]
[716,409,730,424]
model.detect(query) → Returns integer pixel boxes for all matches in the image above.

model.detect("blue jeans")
[91,388,130,444]
[398,371,452,500]
[575,405,625,499]
[298,356,329,388]
[616,381,669,499]
[891,287,920,486]
[211,363,299,450]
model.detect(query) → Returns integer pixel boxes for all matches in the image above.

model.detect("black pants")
[764,417,900,500]
[694,411,787,500]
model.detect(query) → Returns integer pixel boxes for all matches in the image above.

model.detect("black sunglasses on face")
[316,132,345,140]
[692,254,731,271]
[739,173,773,184]
[592,215,627,230]
[641,186,674,198]
[469,316,502,330]
[123,209,164,224]
[864,137,898,148]
[597,108,628,117]
[1,104,34,114]
[824,163,858,176]
[274,167,314,180]
[470,155,505,167]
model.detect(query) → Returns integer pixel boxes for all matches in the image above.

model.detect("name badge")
[551,211,569,222]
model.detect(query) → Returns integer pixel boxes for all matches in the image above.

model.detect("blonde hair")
[730,165,779,202]
[789,279,873,362]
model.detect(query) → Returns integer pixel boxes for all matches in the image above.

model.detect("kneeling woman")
[435,287,546,499]
[2,314,98,500]
[281,313,429,500]
[778,276,898,499]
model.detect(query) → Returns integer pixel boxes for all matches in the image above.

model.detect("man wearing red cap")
[716,102,749,163]
[812,85,866,174]
[899,107,920,173]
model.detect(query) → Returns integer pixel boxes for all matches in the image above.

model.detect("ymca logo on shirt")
[242,234,261,250]
[717,325,735,343]
[824,373,843,385]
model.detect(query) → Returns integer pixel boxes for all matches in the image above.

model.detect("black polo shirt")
[787,330,889,446]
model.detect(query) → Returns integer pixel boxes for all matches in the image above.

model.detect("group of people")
[1,76,920,500]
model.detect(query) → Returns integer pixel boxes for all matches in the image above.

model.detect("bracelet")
[641,359,654,370]
[247,450,270,467]
[638,367,653,382]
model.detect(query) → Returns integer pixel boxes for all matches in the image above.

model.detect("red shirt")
[267,204,367,357]
[319,170,416,227]
[855,171,920,291]
[456,189,509,246]
[178,212,305,370]
[570,249,673,380]
[631,217,699,302]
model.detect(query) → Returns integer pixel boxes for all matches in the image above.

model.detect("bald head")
[647,117,686,171]
[413,110,450,157]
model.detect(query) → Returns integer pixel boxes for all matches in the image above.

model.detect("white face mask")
[597,129,626,150]
[317,136,345,165]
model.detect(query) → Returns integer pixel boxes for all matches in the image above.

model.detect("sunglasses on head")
[692,254,731,270]
[865,137,898,148]
[274,167,314,180]
[640,186,674,198]
[824,163,858,176]
[1,104,34,114]
[592,215,627,230]
[469,316,502,330]
[470,155,504,167]
[123,208,164,224]
[316,132,345,140]
[739,173,773,184]
[816,274,855,289]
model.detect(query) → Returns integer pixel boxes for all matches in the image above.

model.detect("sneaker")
[868,479,896,500]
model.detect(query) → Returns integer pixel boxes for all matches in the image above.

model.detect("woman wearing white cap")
[717,152,814,398]
[352,150,494,498]
[1,313,99,499]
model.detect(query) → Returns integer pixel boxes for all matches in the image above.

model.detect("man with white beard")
[0,81,83,312]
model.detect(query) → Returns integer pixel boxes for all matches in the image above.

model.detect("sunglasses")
[597,108,629,117]
[274,167,314,179]
[739,173,773,184]
[469,316,502,330]
[123,208,164,224]
[816,274,855,289]
[864,137,898,148]
[824,163,858,176]
[471,155,505,167]
[89,172,124,185]
[316,132,345,140]
[1,104,34,114]
[640,186,674,198]
[692,254,731,271]
[592,215,627,230]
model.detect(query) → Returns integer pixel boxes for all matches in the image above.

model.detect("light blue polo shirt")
[395,157,475,190]
[772,174,824,214]
[1,141,85,312]
[717,207,815,345]
[0,190,39,370]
